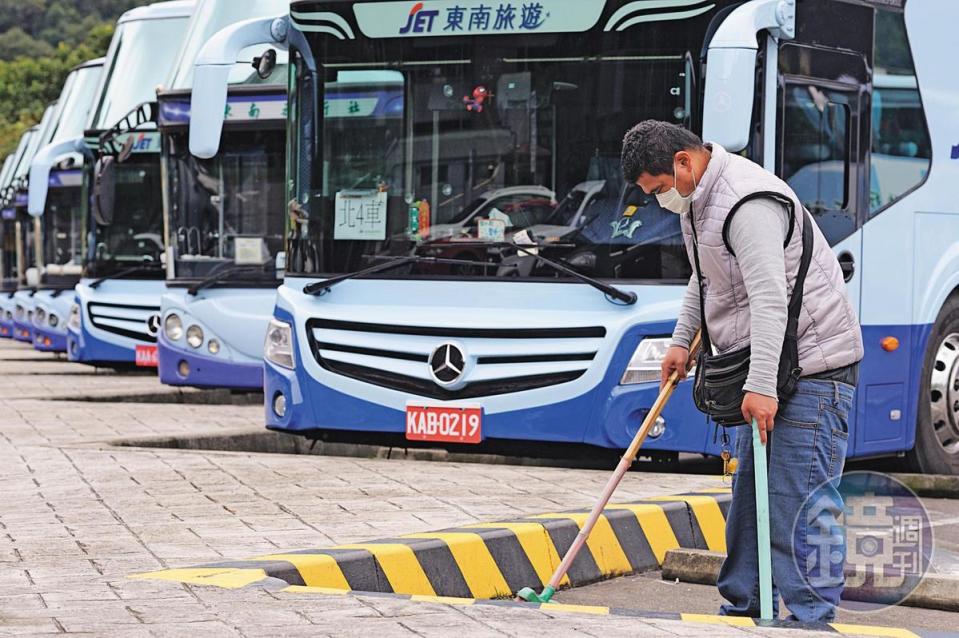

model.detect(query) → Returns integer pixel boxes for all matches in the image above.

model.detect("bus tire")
[908,294,959,475]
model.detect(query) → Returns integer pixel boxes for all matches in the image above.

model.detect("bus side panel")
[854,324,929,457]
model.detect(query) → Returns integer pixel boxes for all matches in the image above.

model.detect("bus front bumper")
[158,333,263,389]
[33,327,67,352]
[13,321,33,343]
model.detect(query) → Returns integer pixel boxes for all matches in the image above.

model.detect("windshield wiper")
[187,264,273,296]
[88,264,164,289]
[303,254,513,296]
[419,241,637,305]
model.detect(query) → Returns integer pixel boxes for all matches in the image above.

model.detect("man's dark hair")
[621,120,704,182]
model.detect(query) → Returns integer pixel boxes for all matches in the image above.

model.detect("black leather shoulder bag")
[689,191,814,426]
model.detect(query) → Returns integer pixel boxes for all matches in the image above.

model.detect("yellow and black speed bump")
[134,487,952,637]
[136,489,730,598]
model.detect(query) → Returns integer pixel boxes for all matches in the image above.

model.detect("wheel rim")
[930,332,959,455]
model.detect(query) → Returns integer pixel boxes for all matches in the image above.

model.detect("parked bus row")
[3,0,957,475]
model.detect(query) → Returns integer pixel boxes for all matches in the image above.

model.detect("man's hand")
[660,346,690,390]
[742,392,777,445]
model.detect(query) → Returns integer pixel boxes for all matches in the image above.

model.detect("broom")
[516,330,702,603]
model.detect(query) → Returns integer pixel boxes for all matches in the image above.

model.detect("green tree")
[0,0,154,157]
[0,24,114,156]
[0,27,55,60]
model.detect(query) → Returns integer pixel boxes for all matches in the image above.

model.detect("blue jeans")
[717,379,854,622]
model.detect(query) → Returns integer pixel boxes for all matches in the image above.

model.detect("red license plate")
[135,344,159,367]
[406,404,482,444]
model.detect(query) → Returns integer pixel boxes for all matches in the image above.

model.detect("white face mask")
[656,163,697,215]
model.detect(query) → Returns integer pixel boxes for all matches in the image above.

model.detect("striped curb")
[133,487,951,637]
[135,489,732,598]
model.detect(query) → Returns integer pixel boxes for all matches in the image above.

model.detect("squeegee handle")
[543,332,702,591]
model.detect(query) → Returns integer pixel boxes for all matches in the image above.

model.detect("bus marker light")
[178,360,190,378]
[881,337,899,352]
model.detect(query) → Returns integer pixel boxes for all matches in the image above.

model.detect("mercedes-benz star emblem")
[429,343,465,386]
[146,314,161,336]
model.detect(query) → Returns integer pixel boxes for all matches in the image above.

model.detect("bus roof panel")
[87,1,195,131]
[167,0,290,90]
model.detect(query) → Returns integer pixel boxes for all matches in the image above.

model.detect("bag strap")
[788,208,815,341]
[689,192,813,354]
[687,210,713,353]
[721,191,796,257]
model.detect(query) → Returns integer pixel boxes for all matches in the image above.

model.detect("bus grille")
[306,318,605,400]
[87,301,160,343]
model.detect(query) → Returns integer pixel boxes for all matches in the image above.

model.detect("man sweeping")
[621,120,863,622]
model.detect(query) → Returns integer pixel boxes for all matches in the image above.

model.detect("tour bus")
[27,58,105,353]
[0,153,18,337]
[198,0,956,473]
[0,130,40,338]
[156,0,288,390]
[66,1,194,367]
[10,104,60,344]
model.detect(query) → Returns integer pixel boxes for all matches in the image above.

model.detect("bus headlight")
[68,304,81,330]
[621,338,673,385]
[264,318,294,369]
[186,325,204,349]
[164,313,183,340]
[34,308,46,326]
[48,313,58,328]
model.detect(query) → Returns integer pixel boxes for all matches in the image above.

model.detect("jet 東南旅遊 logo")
[399,2,439,34]
[398,1,549,35]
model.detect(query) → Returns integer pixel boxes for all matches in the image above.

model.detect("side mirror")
[93,156,117,227]
[252,48,277,80]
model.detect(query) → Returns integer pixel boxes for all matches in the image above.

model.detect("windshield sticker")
[334,190,388,240]
[477,218,506,242]
[352,0,606,39]
[234,237,267,265]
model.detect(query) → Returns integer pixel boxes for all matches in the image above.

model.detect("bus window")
[781,85,854,246]
[869,9,931,215]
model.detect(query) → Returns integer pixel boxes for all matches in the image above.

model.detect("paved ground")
[559,567,959,632]
[0,339,953,636]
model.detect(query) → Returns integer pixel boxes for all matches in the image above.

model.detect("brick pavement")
[0,340,907,636]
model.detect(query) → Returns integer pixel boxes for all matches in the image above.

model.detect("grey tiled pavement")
[0,340,882,636]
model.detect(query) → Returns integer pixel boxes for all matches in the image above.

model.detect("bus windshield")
[91,16,189,131]
[88,155,164,278]
[1,219,15,290]
[166,129,286,282]
[287,48,692,282]
[42,176,84,277]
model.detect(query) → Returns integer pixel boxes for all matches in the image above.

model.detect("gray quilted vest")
[679,144,863,377]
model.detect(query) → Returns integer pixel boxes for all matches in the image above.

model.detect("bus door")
[777,43,871,452]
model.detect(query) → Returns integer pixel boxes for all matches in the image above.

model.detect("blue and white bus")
[67,1,194,367]
[28,58,105,353]
[156,0,288,390]
[10,104,60,345]
[0,143,27,338]
[202,0,956,473]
